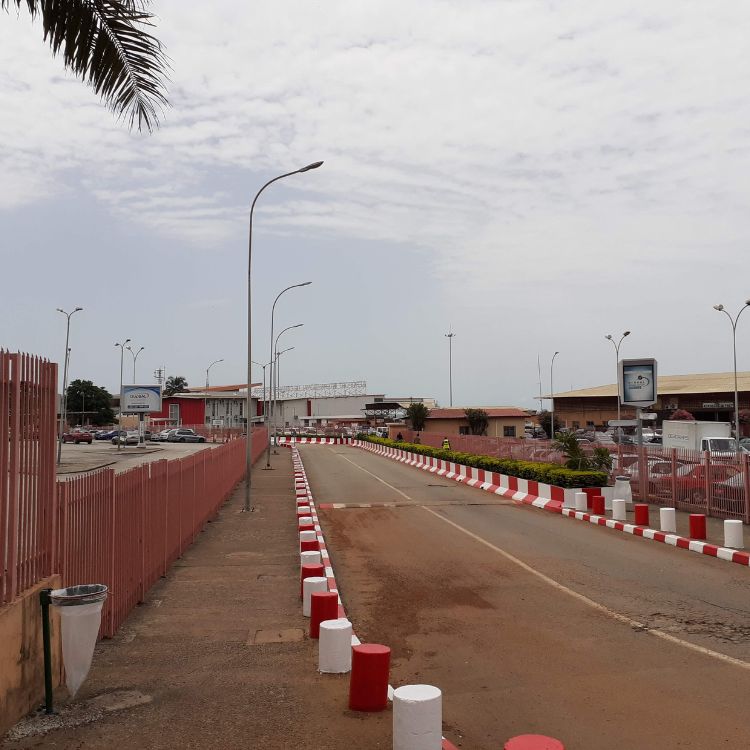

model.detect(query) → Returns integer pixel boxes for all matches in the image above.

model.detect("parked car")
[95,429,118,440]
[112,430,139,445]
[166,428,206,443]
[740,438,750,454]
[648,463,741,503]
[62,430,92,444]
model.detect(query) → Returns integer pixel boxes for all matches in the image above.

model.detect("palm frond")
[2,0,170,132]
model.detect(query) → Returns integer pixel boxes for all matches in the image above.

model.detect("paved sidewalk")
[4,449,389,749]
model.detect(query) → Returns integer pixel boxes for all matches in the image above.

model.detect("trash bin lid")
[50,584,108,606]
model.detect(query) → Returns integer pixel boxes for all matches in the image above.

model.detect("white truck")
[661,420,735,455]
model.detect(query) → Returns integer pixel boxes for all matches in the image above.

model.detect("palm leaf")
[2,0,169,131]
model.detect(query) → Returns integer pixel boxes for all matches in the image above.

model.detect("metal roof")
[550,371,750,399]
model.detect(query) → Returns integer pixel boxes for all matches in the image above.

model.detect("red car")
[649,463,740,503]
[62,430,92,444]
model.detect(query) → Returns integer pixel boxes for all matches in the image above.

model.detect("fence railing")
[55,428,267,637]
[1,351,58,605]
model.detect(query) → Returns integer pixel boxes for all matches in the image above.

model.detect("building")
[422,407,529,438]
[551,371,750,432]
[148,387,261,428]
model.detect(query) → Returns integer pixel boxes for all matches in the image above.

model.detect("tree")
[164,375,188,397]
[553,432,612,472]
[670,409,695,421]
[535,410,553,438]
[2,0,169,132]
[66,379,115,426]
[406,402,429,432]
[464,408,489,436]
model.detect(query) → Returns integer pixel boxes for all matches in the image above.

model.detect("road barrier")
[393,684,442,750]
[349,644,391,711]
[689,514,707,540]
[634,504,650,526]
[724,519,744,549]
[660,507,677,532]
[319,618,353,674]
[310,591,339,639]
[612,498,627,521]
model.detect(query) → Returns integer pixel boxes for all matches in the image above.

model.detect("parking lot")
[56,439,219,476]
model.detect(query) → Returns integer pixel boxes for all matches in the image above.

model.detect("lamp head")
[74,307,83,312]
[299,161,324,172]
[56,308,64,313]
[299,281,312,287]
[714,304,724,311]
[623,330,630,337]
[745,300,750,307]
[605,334,612,340]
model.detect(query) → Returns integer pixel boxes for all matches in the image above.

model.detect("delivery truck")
[661,420,735,455]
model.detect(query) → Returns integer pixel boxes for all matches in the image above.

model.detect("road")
[301,443,750,749]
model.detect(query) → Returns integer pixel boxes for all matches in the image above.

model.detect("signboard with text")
[121,384,162,413]
[618,358,658,408]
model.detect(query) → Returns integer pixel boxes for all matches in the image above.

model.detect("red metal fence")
[56,428,267,637]
[1,351,58,605]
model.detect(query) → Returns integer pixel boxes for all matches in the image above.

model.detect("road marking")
[337,453,413,500]
[422,505,750,672]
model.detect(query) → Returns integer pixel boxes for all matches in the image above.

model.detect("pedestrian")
[442,437,451,450]
[396,432,403,442]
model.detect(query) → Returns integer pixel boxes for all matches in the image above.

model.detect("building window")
[239,401,244,416]
[504,426,516,438]
[586,421,594,427]
[459,426,469,435]
[169,403,179,423]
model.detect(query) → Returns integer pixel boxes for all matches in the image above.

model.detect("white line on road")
[336,453,413,501]
[422,505,750,672]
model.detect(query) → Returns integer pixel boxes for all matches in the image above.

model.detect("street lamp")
[206,358,224,391]
[273,323,303,441]
[713,302,750,454]
[605,331,631,440]
[252,360,272,425]
[550,351,560,438]
[126,345,145,383]
[445,330,456,407]
[274,346,295,434]
[115,339,131,452]
[56,306,83,465]
[267,284,312,468]
[246,162,323,513]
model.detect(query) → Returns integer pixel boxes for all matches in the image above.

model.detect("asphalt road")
[301,444,750,749]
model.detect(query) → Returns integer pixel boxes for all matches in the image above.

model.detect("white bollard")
[303,576,328,616]
[300,550,322,568]
[574,492,588,512]
[318,618,353,672]
[563,491,575,509]
[298,516,313,528]
[393,684,442,750]
[659,507,677,533]
[724,519,744,549]
[299,530,317,544]
[612,498,627,521]
[296,505,311,516]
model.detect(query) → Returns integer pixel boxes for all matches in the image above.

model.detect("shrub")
[359,435,607,488]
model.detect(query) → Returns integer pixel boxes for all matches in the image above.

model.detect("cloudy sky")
[2,1,750,408]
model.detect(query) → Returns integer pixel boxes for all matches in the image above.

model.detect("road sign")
[121,384,162,413]
[609,419,638,427]
[640,412,658,421]
[618,358,658,407]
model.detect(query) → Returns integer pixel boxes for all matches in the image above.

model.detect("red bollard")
[309,591,339,638]
[634,504,650,526]
[689,513,707,540]
[301,563,325,598]
[591,495,605,515]
[505,736,565,750]
[299,522,315,532]
[300,539,320,552]
[297,499,310,507]
[349,644,391,711]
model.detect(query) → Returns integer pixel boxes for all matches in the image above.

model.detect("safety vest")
[442,439,451,449]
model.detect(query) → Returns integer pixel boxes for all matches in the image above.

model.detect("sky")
[2,0,750,409]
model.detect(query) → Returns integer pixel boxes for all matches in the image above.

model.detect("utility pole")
[56,307,83,464]
[445,330,455,407]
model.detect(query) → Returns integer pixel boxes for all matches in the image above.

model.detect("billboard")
[121,384,162,413]
[618,358,657,408]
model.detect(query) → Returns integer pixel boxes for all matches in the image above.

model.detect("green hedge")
[357,435,607,489]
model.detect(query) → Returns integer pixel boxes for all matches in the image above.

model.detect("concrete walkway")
[4,449,389,749]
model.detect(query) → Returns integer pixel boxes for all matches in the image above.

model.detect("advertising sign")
[618,358,657,408]
[121,384,162,413]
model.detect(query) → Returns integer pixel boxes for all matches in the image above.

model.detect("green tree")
[66,379,115,426]
[2,0,169,131]
[164,375,188,397]
[535,410,553,438]
[464,408,489,436]
[553,432,613,472]
[406,402,429,432]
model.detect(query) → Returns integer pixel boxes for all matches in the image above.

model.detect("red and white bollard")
[393,684,442,750]
[349,644,391,711]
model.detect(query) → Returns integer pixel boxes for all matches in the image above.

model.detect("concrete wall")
[423,416,527,438]
[0,576,62,735]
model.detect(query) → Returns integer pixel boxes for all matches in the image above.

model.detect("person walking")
[442,437,451,450]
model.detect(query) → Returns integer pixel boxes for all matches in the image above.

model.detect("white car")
[111,430,140,445]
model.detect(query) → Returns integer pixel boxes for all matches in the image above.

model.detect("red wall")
[150,397,205,425]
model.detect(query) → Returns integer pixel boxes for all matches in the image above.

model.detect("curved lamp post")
[550,351,560,438]
[274,345,295,435]
[246,161,323,513]
[713,301,750,454]
[445,330,455,407]
[206,358,224,391]
[605,331,630,441]
[56,307,83,464]
[252,360,272,425]
[126,345,145,383]
[272,323,303,447]
[115,339,131,452]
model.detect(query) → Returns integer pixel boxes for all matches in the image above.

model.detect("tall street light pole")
[115,339,131,452]
[267,283,312,468]
[550,351,560,438]
[275,346,295,434]
[246,162,323,513]
[605,331,631,441]
[272,323,303,448]
[445,330,455,407]
[206,358,224,391]
[713,301,750,455]
[252,360,271,425]
[127,345,145,383]
[56,306,83,465]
